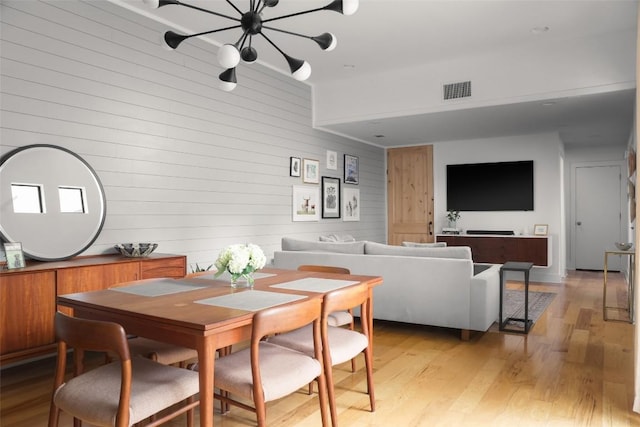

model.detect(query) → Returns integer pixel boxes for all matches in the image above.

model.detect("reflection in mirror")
[0,145,106,261]
[11,184,44,213]
[58,187,86,213]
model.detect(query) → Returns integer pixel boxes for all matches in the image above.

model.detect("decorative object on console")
[214,243,266,288]
[114,243,158,258]
[533,224,548,236]
[446,210,460,228]
[615,242,634,251]
[143,0,358,91]
[3,242,25,269]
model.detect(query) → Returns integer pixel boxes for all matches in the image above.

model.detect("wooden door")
[387,146,434,245]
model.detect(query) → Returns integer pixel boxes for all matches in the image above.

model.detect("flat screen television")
[446,160,534,211]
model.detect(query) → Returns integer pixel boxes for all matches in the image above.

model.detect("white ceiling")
[116,0,637,148]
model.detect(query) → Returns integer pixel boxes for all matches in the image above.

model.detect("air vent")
[443,81,471,100]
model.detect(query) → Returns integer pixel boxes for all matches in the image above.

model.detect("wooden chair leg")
[364,348,375,412]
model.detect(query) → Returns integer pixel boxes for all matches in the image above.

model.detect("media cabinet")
[0,253,186,365]
[436,234,549,266]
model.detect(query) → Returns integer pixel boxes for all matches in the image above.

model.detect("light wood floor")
[2,270,639,426]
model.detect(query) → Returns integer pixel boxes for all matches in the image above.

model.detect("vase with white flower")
[446,210,461,229]
[214,243,266,288]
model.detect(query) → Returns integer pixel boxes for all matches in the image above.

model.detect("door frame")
[569,160,627,270]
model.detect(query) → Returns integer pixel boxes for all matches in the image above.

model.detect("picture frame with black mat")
[321,176,340,219]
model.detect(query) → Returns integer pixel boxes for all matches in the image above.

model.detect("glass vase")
[230,275,253,289]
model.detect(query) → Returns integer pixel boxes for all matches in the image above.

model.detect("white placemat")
[191,271,276,281]
[270,278,359,293]
[195,290,307,311]
[110,278,208,297]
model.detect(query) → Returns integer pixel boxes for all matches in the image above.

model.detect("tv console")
[436,234,548,266]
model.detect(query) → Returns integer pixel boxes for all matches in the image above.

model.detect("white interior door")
[575,164,622,270]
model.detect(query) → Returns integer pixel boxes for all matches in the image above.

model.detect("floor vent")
[443,81,471,100]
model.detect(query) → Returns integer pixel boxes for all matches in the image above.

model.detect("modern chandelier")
[143,0,359,91]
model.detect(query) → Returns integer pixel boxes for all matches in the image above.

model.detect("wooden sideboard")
[0,253,186,366]
[436,234,549,266]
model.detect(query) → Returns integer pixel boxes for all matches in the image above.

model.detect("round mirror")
[0,145,106,261]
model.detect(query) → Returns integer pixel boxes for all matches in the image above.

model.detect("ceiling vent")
[443,81,471,100]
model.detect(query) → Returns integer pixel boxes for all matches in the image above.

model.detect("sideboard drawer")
[140,256,186,279]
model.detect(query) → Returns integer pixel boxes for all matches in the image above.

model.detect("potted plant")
[447,210,460,229]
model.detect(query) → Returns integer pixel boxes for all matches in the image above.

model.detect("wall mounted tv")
[446,160,534,211]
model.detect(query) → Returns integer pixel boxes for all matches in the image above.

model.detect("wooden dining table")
[56,267,383,427]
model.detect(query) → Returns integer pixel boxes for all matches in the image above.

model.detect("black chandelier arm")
[166,0,241,22]
[172,24,243,41]
[261,26,335,51]
[225,0,244,16]
[261,25,309,39]
[259,32,287,58]
[263,25,332,42]
[260,32,306,75]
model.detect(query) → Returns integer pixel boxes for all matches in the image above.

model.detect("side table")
[499,261,534,333]
[603,249,635,323]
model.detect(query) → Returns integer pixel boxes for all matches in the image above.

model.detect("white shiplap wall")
[0,0,386,271]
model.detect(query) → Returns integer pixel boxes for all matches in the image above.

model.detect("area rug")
[502,289,556,327]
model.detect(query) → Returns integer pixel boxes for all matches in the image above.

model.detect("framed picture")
[4,242,25,269]
[344,154,359,184]
[533,224,548,236]
[292,185,320,221]
[321,176,341,218]
[290,157,301,177]
[303,158,319,184]
[343,188,360,221]
[326,150,338,170]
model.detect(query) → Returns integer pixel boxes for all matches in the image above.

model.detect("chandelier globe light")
[142,0,359,91]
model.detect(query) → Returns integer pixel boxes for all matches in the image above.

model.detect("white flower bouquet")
[214,243,266,286]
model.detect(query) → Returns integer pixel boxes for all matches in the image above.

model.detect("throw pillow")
[281,237,365,254]
[319,234,356,242]
[364,241,472,260]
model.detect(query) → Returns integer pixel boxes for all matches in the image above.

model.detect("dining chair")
[268,282,375,427]
[120,271,231,367]
[297,265,356,373]
[48,311,200,427]
[297,265,355,329]
[196,297,329,427]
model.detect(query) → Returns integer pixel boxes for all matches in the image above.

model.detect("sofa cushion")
[281,237,365,254]
[402,241,447,248]
[364,241,472,260]
[319,234,356,242]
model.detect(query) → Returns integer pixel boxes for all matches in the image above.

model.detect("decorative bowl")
[614,242,633,251]
[115,243,158,257]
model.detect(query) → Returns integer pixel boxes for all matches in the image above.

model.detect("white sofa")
[272,238,501,339]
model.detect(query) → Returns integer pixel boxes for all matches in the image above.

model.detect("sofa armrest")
[469,263,501,330]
